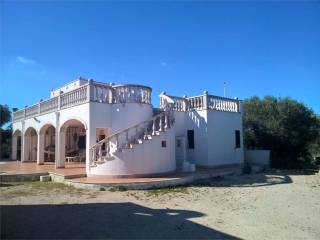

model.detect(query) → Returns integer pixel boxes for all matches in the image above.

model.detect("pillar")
[55,112,65,168]
[12,135,18,160]
[86,128,91,173]
[23,134,30,162]
[21,122,26,162]
[56,131,66,168]
[37,133,45,165]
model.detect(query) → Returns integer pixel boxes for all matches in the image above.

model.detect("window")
[161,140,166,148]
[235,130,241,148]
[187,130,195,149]
[176,139,181,147]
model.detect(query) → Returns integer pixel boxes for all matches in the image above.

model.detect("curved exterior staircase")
[89,109,175,176]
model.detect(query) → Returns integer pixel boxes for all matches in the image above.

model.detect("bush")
[243,96,320,169]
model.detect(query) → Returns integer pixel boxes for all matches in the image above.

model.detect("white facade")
[12,78,244,177]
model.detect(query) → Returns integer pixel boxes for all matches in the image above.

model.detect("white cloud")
[16,56,36,64]
[160,62,167,67]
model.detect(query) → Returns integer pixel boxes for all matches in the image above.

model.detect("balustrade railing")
[25,104,39,118]
[113,85,151,104]
[13,109,25,121]
[12,81,153,122]
[160,92,240,113]
[92,83,113,103]
[40,97,58,114]
[207,95,238,112]
[160,95,186,111]
[60,85,88,109]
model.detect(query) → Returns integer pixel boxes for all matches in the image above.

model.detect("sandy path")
[1,171,319,239]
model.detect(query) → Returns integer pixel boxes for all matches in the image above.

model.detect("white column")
[23,135,29,162]
[55,112,65,168]
[37,133,45,165]
[12,135,18,160]
[21,122,26,162]
[86,128,91,173]
[56,131,66,168]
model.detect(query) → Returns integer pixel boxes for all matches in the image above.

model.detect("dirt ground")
[1,170,320,239]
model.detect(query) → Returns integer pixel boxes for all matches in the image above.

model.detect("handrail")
[90,111,165,149]
[89,110,173,166]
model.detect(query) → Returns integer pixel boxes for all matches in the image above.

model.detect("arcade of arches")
[11,119,87,168]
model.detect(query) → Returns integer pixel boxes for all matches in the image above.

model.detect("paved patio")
[0,161,85,177]
[0,161,241,189]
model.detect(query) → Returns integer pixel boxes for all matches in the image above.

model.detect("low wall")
[245,150,270,166]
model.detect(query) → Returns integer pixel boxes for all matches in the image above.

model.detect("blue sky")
[1,1,319,113]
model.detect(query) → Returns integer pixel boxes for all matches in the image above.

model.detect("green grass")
[146,186,189,196]
[109,186,127,192]
[0,181,84,197]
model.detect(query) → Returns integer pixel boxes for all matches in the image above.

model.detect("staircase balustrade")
[89,111,173,167]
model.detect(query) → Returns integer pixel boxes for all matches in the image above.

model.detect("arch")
[13,129,22,137]
[12,129,22,160]
[39,122,56,134]
[56,118,87,168]
[24,127,38,137]
[38,124,56,164]
[23,127,38,162]
[59,117,88,133]
[39,123,56,135]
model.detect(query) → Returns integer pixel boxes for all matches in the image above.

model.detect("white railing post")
[98,145,102,161]
[106,140,110,157]
[152,119,156,135]
[58,95,61,110]
[203,91,208,110]
[164,112,169,129]
[159,114,164,132]
[125,130,129,147]
[115,135,119,149]
[87,80,92,103]
[38,102,41,114]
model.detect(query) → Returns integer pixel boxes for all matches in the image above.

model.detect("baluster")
[159,114,164,132]
[126,130,129,147]
[164,112,169,129]
[98,145,102,161]
[152,119,156,135]
[106,140,110,157]
[91,148,95,163]
[115,135,119,150]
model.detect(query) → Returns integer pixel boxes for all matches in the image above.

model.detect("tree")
[309,115,320,157]
[0,104,11,130]
[0,104,12,159]
[243,96,320,168]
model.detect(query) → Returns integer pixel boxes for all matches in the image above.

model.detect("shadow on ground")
[194,173,294,188]
[1,202,239,239]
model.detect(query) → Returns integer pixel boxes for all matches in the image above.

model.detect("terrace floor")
[0,161,241,189]
[0,161,85,177]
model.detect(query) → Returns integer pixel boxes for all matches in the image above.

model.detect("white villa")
[12,78,244,177]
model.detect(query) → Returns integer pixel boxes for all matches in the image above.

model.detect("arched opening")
[57,119,86,168]
[12,130,22,160]
[23,127,38,162]
[38,124,56,164]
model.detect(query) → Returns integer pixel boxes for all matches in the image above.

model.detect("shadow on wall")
[1,202,239,239]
